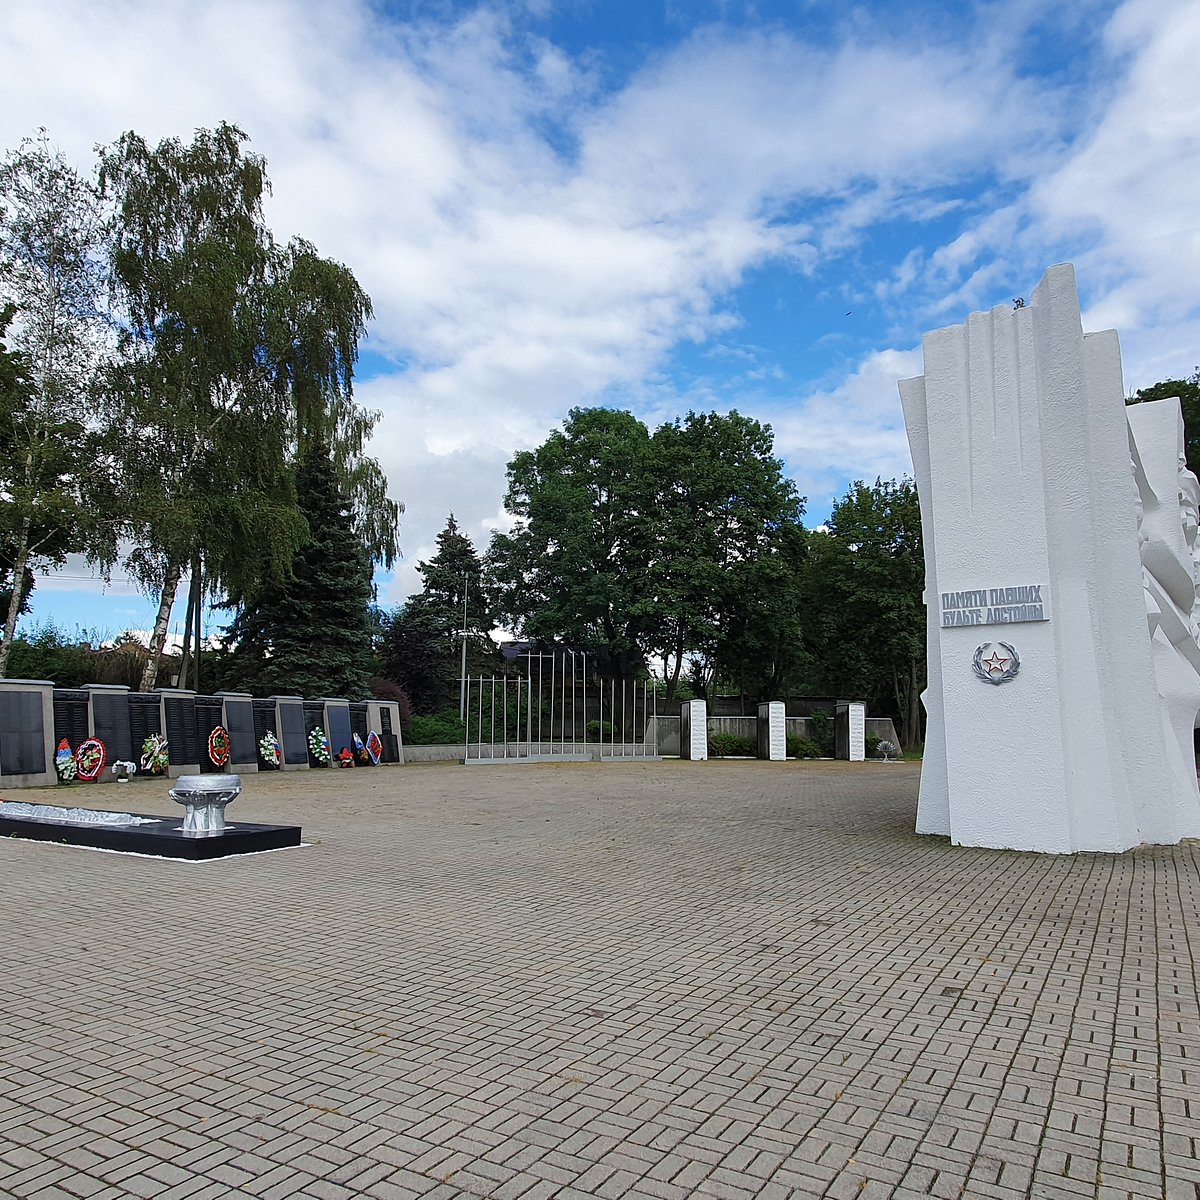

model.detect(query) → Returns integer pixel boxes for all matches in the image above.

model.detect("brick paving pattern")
[1,760,1198,1200]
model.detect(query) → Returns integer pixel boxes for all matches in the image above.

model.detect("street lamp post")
[458,627,469,721]
[458,572,470,721]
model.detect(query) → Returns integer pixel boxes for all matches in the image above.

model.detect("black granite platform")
[0,813,302,860]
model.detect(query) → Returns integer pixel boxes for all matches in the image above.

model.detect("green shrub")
[585,719,614,739]
[409,710,467,744]
[6,622,156,688]
[865,733,881,757]
[809,708,834,755]
[708,732,757,757]
[788,735,822,759]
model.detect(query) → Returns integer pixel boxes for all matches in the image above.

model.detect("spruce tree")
[380,514,495,713]
[415,514,494,633]
[224,445,375,698]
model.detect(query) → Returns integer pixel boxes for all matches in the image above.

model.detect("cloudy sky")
[2,0,1198,642]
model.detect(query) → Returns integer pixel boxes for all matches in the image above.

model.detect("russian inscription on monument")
[939,584,1049,627]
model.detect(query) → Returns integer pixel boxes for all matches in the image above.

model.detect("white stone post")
[679,700,708,760]
[847,702,865,762]
[757,701,786,760]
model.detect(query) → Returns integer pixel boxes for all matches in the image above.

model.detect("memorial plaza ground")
[1,760,1198,1200]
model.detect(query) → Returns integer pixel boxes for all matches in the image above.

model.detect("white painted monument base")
[900,263,1200,853]
[757,701,786,760]
[679,700,708,760]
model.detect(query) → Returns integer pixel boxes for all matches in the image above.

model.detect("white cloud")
[1035,0,1200,357]
[889,0,1200,387]
[4,0,1196,620]
[768,347,922,518]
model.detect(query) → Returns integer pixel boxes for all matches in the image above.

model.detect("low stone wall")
[408,713,903,763]
[402,744,465,763]
[647,715,902,757]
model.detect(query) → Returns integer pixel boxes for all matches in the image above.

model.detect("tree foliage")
[95,123,400,690]
[216,445,375,698]
[650,411,807,701]
[99,123,308,688]
[380,514,495,713]
[0,134,112,676]
[265,236,400,565]
[487,407,806,701]
[801,477,925,747]
[489,408,656,679]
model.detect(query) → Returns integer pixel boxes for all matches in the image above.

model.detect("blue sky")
[2,0,1198,646]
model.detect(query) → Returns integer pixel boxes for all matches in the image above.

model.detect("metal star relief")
[972,642,1020,685]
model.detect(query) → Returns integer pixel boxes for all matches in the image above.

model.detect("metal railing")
[464,652,658,763]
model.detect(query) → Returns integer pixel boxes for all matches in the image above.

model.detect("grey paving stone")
[1,760,1198,1199]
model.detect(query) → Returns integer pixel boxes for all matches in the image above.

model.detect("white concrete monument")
[757,701,786,761]
[900,263,1200,852]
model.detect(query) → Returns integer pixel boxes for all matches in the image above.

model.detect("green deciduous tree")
[802,477,925,748]
[487,407,806,702]
[99,123,307,690]
[488,407,657,680]
[650,411,806,703]
[0,133,111,676]
[99,125,400,692]
[265,236,400,564]
[211,235,401,697]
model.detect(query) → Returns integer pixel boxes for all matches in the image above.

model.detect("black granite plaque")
[278,702,308,766]
[349,703,369,744]
[128,694,162,751]
[0,691,46,776]
[194,697,224,771]
[303,701,325,766]
[252,700,276,764]
[224,699,255,763]
[325,704,353,761]
[53,689,89,750]
[378,706,399,762]
[90,692,132,763]
[164,696,198,765]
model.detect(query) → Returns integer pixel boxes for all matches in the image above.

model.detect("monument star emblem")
[971,641,1020,685]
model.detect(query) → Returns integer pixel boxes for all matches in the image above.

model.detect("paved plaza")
[1,760,1198,1200]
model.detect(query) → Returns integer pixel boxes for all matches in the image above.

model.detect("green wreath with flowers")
[140,733,169,775]
[308,726,331,765]
[55,738,77,783]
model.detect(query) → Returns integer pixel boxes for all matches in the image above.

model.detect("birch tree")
[0,133,109,676]
[99,123,305,690]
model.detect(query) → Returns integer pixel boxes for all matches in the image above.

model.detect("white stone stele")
[899,263,1200,852]
[757,701,786,760]
[679,700,708,760]
[846,702,866,762]
[1128,399,1200,836]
